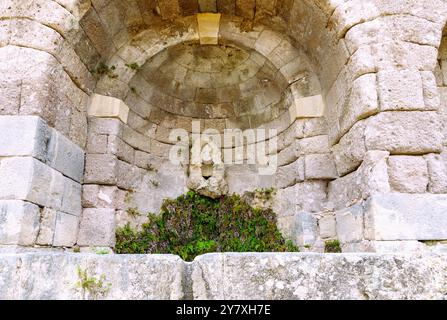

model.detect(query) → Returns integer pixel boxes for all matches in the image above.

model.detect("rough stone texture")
[365,193,447,241]
[192,253,447,300]
[0,252,446,300]
[1,0,447,261]
[387,156,429,193]
[77,209,116,247]
[0,253,184,300]
[0,201,40,246]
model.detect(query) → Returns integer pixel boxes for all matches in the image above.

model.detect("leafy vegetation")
[115,191,298,261]
[75,266,111,300]
[324,240,342,253]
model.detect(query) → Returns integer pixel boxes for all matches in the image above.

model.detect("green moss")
[324,240,342,253]
[115,191,299,261]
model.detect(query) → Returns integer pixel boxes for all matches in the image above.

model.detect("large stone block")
[0,157,64,210]
[289,95,325,120]
[53,212,79,247]
[331,121,366,176]
[0,253,185,299]
[364,193,447,241]
[377,70,425,111]
[425,153,447,194]
[318,214,336,239]
[116,161,145,191]
[192,253,447,300]
[335,203,364,244]
[77,208,116,247]
[295,212,318,246]
[35,208,57,246]
[84,154,118,185]
[276,158,304,189]
[82,185,122,209]
[304,154,338,180]
[328,151,390,210]
[365,112,443,154]
[387,156,428,193]
[61,178,82,216]
[46,130,85,183]
[0,116,50,161]
[0,200,40,245]
[87,94,129,124]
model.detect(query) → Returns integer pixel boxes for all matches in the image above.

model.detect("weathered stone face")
[0,252,446,300]
[1,0,447,262]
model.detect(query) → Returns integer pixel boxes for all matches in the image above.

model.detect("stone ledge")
[1,252,446,300]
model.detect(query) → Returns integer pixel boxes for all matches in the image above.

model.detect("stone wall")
[1,252,447,300]
[1,0,447,255]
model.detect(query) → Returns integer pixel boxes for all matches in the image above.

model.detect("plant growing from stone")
[75,266,111,300]
[115,191,298,261]
[91,62,118,79]
[324,240,342,253]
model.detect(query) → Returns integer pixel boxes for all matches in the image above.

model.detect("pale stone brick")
[197,13,220,45]
[425,154,447,194]
[365,112,443,154]
[82,185,122,209]
[0,200,40,245]
[0,116,50,162]
[87,94,130,124]
[46,129,85,182]
[36,207,57,246]
[304,154,338,180]
[0,157,64,210]
[77,208,116,247]
[335,203,364,243]
[289,95,325,120]
[108,135,135,164]
[53,212,79,247]
[296,135,330,156]
[328,151,390,210]
[116,160,144,191]
[339,74,379,136]
[276,158,304,189]
[86,133,108,154]
[88,118,122,136]
[122,125,151,153]
[84,154,118,185]
[61,178,82,216]
[332,121,366,176]
[295,212,318,246]
[364,194,447,241]
[387,156,428,193]
[319,215,336,239]
[378,70,425,111]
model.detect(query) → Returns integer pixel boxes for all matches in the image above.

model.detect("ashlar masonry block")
[88,94,130,124]
[364,193,447,241]
[0,200,40,245]
[0,157,64,210]
[197,13,221,45]
[0,116,50,162]
[289,95,325,120]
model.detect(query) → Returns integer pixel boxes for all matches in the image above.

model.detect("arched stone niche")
[83,13,331,246]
